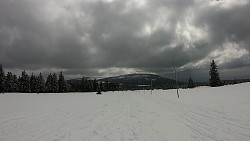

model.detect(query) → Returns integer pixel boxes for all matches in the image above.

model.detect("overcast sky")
[0,0,250,81]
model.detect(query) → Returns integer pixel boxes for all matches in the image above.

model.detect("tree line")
[0,60,242,93]
[68,78,119,93]
[0,65,119,93]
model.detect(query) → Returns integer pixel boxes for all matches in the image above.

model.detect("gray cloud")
[0,0,250,81]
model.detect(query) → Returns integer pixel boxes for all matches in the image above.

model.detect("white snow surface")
[1,83,250,141]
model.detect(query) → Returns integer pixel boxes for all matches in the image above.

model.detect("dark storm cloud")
[194,3,250,49]
[0,0,93,69]
[0,0,250,80]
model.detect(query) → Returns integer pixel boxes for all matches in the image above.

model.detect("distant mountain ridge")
[99,73,184,90]
[68,73,184,90]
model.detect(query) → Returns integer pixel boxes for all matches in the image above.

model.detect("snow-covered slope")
[0,83,250,141]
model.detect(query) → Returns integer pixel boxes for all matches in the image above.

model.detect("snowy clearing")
[0,83,250,141]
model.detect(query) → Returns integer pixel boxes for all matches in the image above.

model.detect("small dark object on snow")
[96,90,102,94]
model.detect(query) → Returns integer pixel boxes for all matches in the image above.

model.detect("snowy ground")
[0,83,250,141]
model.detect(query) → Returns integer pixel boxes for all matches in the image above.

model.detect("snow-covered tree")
[0,64,5,93]
[209,60,221,87]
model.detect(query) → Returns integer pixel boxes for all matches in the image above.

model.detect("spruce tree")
[45,73,53,93]
[108,82,118,91]
[52,73,58,93]
[81,77,92,92]
[188,76,195,88]
[66,82,71,92]
[4,72,14,92]
[103,78,108,92]
[96,82,102,94]
[58,71,67,93]
[93,78,97,92]
[30,73,37,93]
[209,60,221,87]
[36,73,45,93]
[45,73,58,93]
[81,77,85,92]
[13,74,19,92]
[19,71,30,93]
[0,64,5,93]
[100,81,103,91]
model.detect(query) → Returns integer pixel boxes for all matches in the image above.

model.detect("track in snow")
[0,83,250,141]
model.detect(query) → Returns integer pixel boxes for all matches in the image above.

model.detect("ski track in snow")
[153,98,250,141]
[0,83,250,141]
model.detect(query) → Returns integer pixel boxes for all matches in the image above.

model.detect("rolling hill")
[68,73,185,90]
[99,73,184,90]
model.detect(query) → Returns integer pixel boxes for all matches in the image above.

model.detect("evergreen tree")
[30,73,37,93]
[80,78,85,92]
[0,64,5,93]
[65,81,71,92]
[46,73,58,93]
[36,72,45,93]
[13,74,19,92]
[108,82,119,91]
[114,82,119,91]
[188,76,195,88]
[93,79,97,92]
[100,81,103,91]
[81,77,92,92]
[4,72,14,92]
[52,73,58,93]
[45,73,53,93]
[209,60,221,87]
[58,71,67,93]
[19,70,30,93]
[96,82,102,94]
[103,78,108,92]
